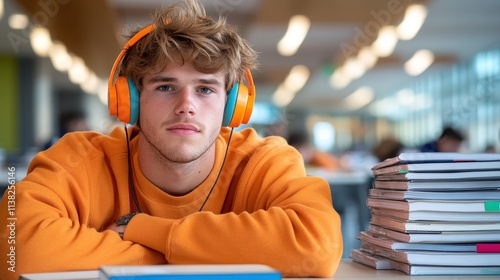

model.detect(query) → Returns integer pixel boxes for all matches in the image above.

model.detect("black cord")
[125,124,143,213]
[199,127,234,211]
[125,124,234,213]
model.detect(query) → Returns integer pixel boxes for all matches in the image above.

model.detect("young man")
[0,0,342,279]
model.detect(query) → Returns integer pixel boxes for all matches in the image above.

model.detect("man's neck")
[136,137,215,196]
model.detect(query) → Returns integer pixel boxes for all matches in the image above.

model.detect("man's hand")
[107,212,140,238]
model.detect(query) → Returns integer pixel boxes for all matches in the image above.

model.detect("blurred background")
[0,0,499,256]
[1,0,499,165]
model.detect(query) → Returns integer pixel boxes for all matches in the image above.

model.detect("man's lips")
[167,123,200,134]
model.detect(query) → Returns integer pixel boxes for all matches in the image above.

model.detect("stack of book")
[351,152,500,276]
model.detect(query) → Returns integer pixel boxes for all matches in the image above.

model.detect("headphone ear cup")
[223,82,249,127]
[127,78,140,125]
[115,76,132,124]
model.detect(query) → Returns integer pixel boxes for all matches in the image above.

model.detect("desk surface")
[19,259,500,279]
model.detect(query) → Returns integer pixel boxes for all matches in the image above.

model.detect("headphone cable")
[199,127,234,211]
[125,125,234,213]
[125,124,143,213]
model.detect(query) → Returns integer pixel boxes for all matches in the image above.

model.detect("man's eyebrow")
[197,78,224,86]
[147,75,224,87]
[147,76,177,84]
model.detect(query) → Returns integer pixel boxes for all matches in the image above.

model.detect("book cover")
[370,213,500,233]
[369,188,500,201]
[369,224,500,243]
[372,179,500,191]
[372,153,500,170]
[20,270,99,280]
[366,197,500,212]
[360,240,500,266]
[351,249,500,276]
[99,264,281,280]
[370,207,500,222]
[372,161,500,176]
[358,231,477,252]
[374,170,500,181]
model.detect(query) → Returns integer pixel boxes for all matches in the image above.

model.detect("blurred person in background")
[419,126,464,153]
[287,131,340,170]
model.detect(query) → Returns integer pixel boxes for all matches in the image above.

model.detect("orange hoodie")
[0,126,342,279]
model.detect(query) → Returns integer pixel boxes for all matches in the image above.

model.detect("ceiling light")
[8,13,29,29]
[329,66,352,89]
[80,71,99,94]
[273,65,310,107]
[30,27,52,57]
[344,86,374,110]
[284,65,310,91]
[404,49,434,76]
[68,56,90,84]
[0,0,4,20]
[396,89,415,106]
[343,57,366,80]
[357,46,378,69]
[49,42,73,72]
[272,84,296,107]
[277,15,310,56]
[397,4,428,40]
[372,26,398,57]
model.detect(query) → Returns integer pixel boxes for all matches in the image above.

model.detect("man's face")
[438,136,462,152]
[138,62,226,164]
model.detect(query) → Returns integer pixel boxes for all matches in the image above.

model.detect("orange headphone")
[108,22,255,127]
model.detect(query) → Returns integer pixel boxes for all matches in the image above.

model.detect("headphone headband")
[108,20,255,127]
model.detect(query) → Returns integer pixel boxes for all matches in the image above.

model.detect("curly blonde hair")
[119,0,258,92]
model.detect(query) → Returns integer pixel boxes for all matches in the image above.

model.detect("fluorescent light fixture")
[0,0,4,20]
[80,71,99,94]
[8,13,29,29]
[68,56,90,84]
[397,4,427,40]
[273,65,310,107]
[396,88,415,106]
[344,86,374,110]
[30,27,52,57]
[277,15,310,56]
[329,66,352,89]
[49,42,73,72]
[357,46,378,69]
[372,26,398,57]
[284,65,310,91]
[404,49,434,76]
[98,79,109,105]
[272,84,295,107]
[344,57,366,80]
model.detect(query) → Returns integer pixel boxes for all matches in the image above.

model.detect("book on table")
[368,224,500,243]
[99,264,281,280]
[351,152,500,276]
[366,197,500,212]
[359,240,500,266]
[350,249,500,276]
[372,160,500,176]
[374,170,500,181]
[358,231,500,253]
[372,179,500,191]
[369,188,500,201]
[370,207,500,222]
[369,213,500,233]
[20,265,282,280]
[372,152,500,170]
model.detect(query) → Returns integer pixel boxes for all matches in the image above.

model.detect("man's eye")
[157,85,172,91]
[199,87,214,94]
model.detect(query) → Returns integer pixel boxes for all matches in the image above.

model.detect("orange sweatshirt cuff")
[125,213,174,255]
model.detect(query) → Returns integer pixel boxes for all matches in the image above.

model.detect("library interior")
[0,0,499,279]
